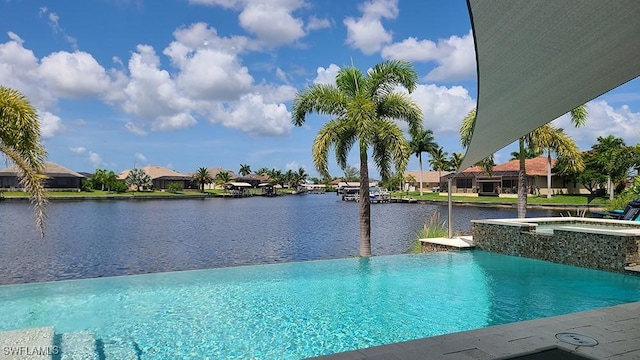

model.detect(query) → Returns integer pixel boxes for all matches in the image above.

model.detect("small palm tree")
[292,59,423,256]
[0,86,47,236]
[239,164,251,176]
[460,109,495,175]
[296,167,309,185]
[429,146,449,188]
[193,167,213,193]
[409,128,438,196]
[449,152,464,172]
[214,171,231,189]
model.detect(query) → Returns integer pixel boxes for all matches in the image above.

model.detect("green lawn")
[392,191,609,206]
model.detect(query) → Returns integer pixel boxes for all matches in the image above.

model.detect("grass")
[392,191,609,206]
[409,212,448,254]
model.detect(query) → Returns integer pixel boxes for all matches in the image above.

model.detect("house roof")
[206,167,237,179]
[455,156,554,177]
[404,171,451,183]
[459,0,640,171]
[118,165,191,180]
[0,161,84,178]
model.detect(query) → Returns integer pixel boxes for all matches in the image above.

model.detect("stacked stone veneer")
[473,220,640,273]
[421,242,470,252]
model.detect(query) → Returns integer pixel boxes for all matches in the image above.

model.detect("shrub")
[112,180,128,193]
[409,211,448,253]
[167,182,183,193]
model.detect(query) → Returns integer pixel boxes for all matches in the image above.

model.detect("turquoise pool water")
[1,252,639,359]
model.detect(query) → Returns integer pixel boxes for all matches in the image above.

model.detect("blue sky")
[1,0,639,178]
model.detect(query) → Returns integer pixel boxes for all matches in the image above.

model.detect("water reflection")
[0,196,557,284]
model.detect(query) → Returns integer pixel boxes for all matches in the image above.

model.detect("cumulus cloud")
[382,30,476,82]
[211,93,292,136]
[70,146,86,154]
[39,111,64,138]
[306,16,331,31]
[151,113,197,131]
[553,100,640,149]
[39,51,115,98]
[409,84,476,134]
[344,0,398,55]
[313,64,340,85]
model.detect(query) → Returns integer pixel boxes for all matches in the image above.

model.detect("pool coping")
[472,217,640,237]
[310,301,640,359]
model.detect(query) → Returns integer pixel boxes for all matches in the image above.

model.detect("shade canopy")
[460,0,640,171]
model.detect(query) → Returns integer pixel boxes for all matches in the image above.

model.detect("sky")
[1,0,639,178]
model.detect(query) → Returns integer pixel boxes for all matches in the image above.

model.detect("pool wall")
[472,217,640,272]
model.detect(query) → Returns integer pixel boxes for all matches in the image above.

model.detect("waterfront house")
[444,156,585,196]
[118,165,193,190]
[0,161,84,190]
[403,170,452,192]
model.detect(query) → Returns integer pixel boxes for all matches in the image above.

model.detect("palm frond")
[291,84,347,126]
[377,92,423,137]
[459,108,476,148]
[367,59,419,99]
[336,66,365,97]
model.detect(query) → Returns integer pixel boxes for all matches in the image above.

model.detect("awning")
[227,182,252,187]
[460,0,640,171]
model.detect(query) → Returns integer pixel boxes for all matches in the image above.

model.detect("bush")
[409,212,448,253]
[167,182,183,193]
[81,179,94,192]
[112,180,128,193]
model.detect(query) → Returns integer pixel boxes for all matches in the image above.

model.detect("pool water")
[1,252,639,359]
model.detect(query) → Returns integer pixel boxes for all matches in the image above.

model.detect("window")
[456,178,473,189]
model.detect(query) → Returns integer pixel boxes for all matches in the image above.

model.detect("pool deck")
[311,301,640,360]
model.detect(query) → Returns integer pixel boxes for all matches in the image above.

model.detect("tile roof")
[404,171,451,183]
[0,161,84,177]
[118,165,191,180]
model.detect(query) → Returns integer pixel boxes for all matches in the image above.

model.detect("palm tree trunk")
[517,137,527,218]
[608,175,613,200]
[418,153,423,196]
[359,143,372,257]
[546,150,552,199]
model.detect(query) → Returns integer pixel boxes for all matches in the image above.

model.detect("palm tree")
[449,152,464,172]
[510,147,541,160]
[409,128,438,196]
[460,109,495,175]
[214,171,231,189]
[193,167,213,193]
[0,86,47,236]
[292,59,423,257]
[429,146,449,189]
[255,167,270,176]
[239,164,251,176]
[296,167,309,185]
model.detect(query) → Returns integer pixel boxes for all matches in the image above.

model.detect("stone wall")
[421,242,470,253]
[473,221,640,272]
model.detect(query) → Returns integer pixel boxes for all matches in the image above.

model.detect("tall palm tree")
[449,152,464,172]
[192,167,213,192]
[239,164,251,176]
[296,167,309,185]
[292,59,423,257]
[429,146,449,189]
[409,128,438,196]
[0,86,47,237]
[460,108,495,175]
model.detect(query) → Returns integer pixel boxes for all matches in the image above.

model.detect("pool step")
[0,326,55,360]
[100,336,140,360]
[59,331,98,360]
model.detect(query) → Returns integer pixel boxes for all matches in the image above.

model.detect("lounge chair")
[590,198,640,221]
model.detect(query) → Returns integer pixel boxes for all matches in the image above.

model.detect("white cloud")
[409,84,476,135]
[382,30,476,82]
[135,153,147,162]
[70,146,86,154]
[313,64,340,85]
[344,0,398,55]
[124,121,148,136]
[211,93,292,135]
[553,100,640,149]
[253,84,297,103]
[151,113,198,131]
[88,151,102,167]
[40,8,78,50]
[275,67,288,83]
[39,111,64,138]
[39,51,115,98]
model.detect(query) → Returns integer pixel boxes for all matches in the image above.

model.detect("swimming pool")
[1,252,639,359]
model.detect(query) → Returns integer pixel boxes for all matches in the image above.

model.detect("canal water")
[0,195,557,285]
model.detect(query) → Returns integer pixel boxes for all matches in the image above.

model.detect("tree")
[126,168,152,191]
[429,146,449,189]
[510,147,541,160]
[460,109,495,175]
[93,169,108,191]
[239,164,251,176]
[0,86,47,236]
[104,170,117,192]
[409,128,438,195]
[215,171,231,188]
[255,167,270,176]
[448,152,464,172]
[292,59,423,257]
[591,135,633,200]
[343,164,359,182]
[295,167,309,185]
[192,167,213,193]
